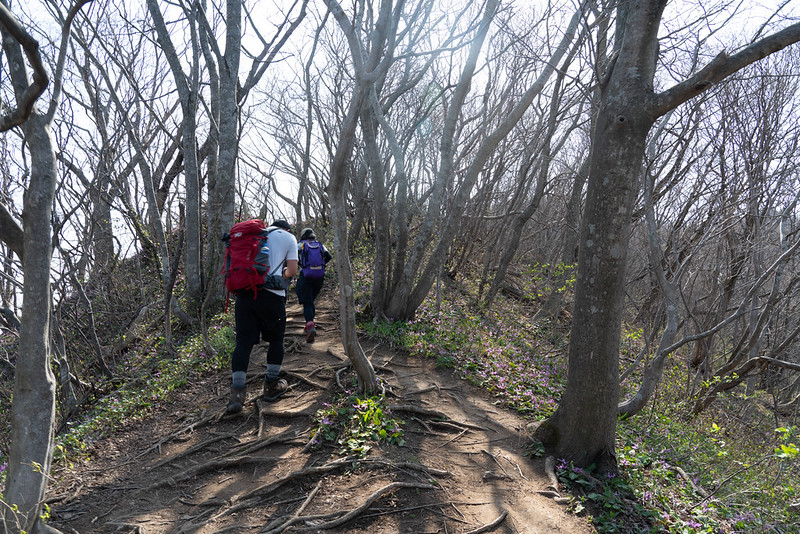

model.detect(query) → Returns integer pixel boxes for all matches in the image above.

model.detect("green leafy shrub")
[52,312,235,459]
[555,459,659,533]
[361,299,567,419]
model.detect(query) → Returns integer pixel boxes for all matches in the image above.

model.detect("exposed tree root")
[362,458,450,478]
[139,455,278,492]
[544,456,560,493]
[335,365,351,389]
[223,429,305,458]
[189,455,448,533]
[186,458,356,530]
[285,337,305,354]
[403,384,461,396]
[106,521,146,533]
[255,399,318,418]
[230,457,356,505]
[539,456,567,502]
[284,370,329,390]
[326,347,348,362]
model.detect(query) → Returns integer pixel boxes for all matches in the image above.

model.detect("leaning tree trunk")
[1,2,90,531]
[327,88,378,392]
[4,112,61,533]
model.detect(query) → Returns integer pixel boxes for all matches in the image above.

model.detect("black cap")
[271,220,292,231]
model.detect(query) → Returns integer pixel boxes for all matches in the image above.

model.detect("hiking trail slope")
[46,287,593,534]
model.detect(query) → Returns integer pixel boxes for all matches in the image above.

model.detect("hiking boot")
[262,378,288,403]
[226,386,246,414]
[305,321,316,343]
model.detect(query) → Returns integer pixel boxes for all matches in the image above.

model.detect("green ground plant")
[308,391,405,457]
[4,311,237,486]
[354,251,800,532]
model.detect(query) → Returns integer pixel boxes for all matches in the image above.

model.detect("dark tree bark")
[534,0,800,474]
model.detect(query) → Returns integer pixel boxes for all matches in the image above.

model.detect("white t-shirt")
[265,228,298,296]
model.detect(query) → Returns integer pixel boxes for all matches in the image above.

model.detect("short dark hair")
[271,220,292,231]
[301,228,315,240]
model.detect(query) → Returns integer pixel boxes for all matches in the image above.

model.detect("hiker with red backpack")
[296,228,332,343]
[222,219,298,414]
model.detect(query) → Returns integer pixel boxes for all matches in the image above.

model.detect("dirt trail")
[46,287,594,534]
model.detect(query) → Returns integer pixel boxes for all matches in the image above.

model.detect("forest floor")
[45,286,594,534]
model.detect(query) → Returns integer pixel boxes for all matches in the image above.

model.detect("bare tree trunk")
[146,0,203,315]
[201,0,308,312]
[386,0,585,320]
[326,85,377,392]
[362,100,391,317]
[535,0,800,474]
[483,36,582,310]
[534,159,586,321]
[204,0,241,312]
[51,311,79,417]
[3,111,60,533]
[1,2,90,530]
[384,0,501,319]
[618,115,680,417]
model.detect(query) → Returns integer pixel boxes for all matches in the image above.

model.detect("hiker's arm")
[283,259,298,278]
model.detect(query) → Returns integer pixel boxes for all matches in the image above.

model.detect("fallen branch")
[389,405,490,432]
[503,454,528,481]
[295,481,437,531]
[144,432,236,472]
[261,479,324,533]
[481,449,510,479]
[464,510,508,534]
[139,456,278,492]
[687,456,772,511]
[670,465,709,498]
[440,427,469,447]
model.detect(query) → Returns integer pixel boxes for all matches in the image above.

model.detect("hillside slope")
[45,287,593,534]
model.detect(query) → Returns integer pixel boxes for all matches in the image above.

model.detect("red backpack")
[222,219,282,296]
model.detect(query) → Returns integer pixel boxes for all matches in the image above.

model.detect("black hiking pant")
[295,274,324,323]
[232,289,286,374]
